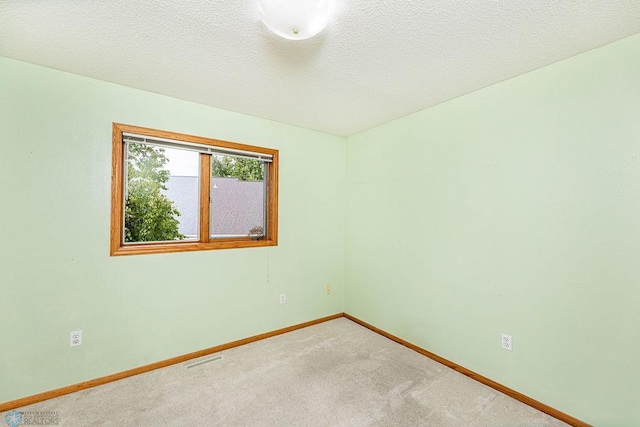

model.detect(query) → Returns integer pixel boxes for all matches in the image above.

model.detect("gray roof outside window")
[163,176,264,238]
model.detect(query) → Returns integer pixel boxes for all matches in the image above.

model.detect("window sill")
[110,238,277,256]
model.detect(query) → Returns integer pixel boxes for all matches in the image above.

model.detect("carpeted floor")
[16,318,568,426]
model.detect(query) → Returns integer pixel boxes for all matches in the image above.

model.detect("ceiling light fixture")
[259,0,334,40]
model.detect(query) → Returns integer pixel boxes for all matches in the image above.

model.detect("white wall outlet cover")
[70,330,83,347]
[279,293,286,304]
[501,333,512,351]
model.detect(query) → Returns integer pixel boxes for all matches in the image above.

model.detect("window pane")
[124,142,199,243]
[210,155,266,238]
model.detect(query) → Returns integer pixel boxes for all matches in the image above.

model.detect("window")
[111,123,278,255]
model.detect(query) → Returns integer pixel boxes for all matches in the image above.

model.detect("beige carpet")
[16,318,568,426]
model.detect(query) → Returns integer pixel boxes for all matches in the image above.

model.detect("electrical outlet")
[501,333,512,351]
[70,330,82,347]
[279,293,286,304]
[326,284,331,295]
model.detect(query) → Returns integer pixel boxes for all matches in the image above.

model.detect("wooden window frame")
[110,123,278,256]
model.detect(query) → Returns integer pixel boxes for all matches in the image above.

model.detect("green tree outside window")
[124,143,184,242]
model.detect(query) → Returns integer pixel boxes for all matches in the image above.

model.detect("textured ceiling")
[1,1,639,136]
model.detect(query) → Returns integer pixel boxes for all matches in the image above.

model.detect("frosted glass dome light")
[259,0,334,40]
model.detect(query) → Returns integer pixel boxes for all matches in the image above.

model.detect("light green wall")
[0,58,345,403]
[345,33,640,426]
